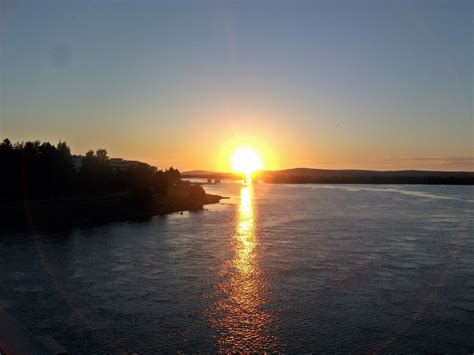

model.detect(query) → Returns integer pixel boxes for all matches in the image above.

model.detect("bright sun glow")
[231,147,263,176]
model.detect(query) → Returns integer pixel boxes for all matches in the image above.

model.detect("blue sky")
[1,0,472,171]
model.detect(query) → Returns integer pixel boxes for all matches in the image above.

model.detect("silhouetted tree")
[0,139,206,202]
[0,139,75,198]
[79,149,112,193]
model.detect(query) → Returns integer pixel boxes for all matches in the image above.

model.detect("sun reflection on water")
[208,184,280,352]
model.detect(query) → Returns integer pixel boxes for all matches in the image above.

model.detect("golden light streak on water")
[208,184,280,352]
[234,185,255,276]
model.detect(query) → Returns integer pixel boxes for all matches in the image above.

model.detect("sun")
[231,147,263,176]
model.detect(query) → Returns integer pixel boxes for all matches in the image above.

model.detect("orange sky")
[2,1,473,172]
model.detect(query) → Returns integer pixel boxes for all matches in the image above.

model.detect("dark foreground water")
[1,183,473,353]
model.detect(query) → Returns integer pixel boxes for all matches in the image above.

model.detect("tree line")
[0,138,182,199]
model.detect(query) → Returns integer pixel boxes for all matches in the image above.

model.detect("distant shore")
[183,168,474,185]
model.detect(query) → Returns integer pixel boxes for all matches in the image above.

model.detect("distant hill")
[268,167,473,178]
[183,168,474,185]
[181,170,213,176]
[182,170,239,179]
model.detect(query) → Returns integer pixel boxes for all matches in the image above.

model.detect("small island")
[0,139,223,229]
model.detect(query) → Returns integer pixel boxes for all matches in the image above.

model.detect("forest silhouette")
[0,139,220,228]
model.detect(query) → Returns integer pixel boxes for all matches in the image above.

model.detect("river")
[1,183,473,353]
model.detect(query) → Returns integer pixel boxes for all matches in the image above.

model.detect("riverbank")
[0,186,224,230]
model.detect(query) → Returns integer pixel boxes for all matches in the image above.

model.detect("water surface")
[1,183,473,353]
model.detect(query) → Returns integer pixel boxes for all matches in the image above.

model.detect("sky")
[1,0,472,171]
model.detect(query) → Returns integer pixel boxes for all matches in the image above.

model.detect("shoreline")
[0,192,225,232]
